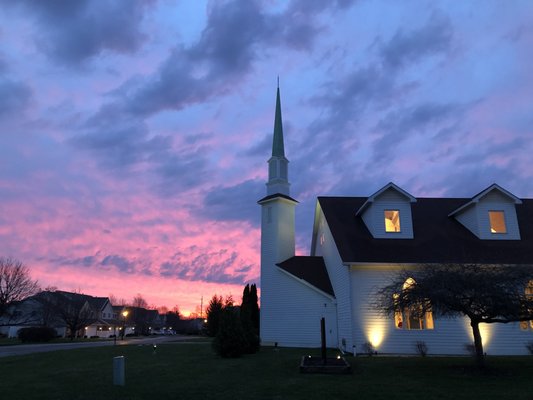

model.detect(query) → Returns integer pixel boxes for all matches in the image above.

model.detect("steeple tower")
[266,85,290,196]
[258,84,298,345]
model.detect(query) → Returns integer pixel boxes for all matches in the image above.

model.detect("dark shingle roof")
[258,193,298,204]
[277,256,335,297]
[318,197,533,265]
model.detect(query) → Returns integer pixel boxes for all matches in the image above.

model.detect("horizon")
[1,1,532,315]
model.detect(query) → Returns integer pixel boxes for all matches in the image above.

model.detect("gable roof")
[318,196,533,265]
[355,182,417,216]
[448,183,523,217]
[276,256,335,297]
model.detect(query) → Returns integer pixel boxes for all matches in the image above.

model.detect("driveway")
[0,335,197,358]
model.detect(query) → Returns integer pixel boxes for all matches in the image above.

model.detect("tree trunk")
[470,320,485,368]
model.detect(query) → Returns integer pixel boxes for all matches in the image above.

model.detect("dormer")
[448,184,522,240]
[356,183,417,239]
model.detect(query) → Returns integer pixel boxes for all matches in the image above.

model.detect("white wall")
[350,266,532,355]
[313,202,353,352]
[260,196,337,348]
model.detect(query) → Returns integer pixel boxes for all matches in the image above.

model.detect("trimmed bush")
[213,307,248,358]
[17,327,57,343]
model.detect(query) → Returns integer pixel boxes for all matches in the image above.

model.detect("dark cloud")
[5,0,154,66]
[288,0,356,13]
[380,13,453,70]
[0,79,32,118]
[160,248,249,284]
[202,179,264,224]
[50,252,136,274]
[71,109,210,195]
[101,254,135,273]
[126,0,271,115]
[372,102,462,160]
[121,0,352,116]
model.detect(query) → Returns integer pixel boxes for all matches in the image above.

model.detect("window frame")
[394,278,435,331]
[521,280,533,331]
[488,210,507,234]
[384,209,401,233]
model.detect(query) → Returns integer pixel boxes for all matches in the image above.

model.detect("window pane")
[425,312,434,330]
[394,311,403,329]
[489,211,507,233]
[384,210,401,232]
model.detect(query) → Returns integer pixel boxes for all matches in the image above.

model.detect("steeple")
[266,84,290,196]
[272,86,285,157]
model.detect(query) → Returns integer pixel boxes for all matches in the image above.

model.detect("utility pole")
[200,296,203,318]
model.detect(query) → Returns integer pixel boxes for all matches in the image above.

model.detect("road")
[0,335,198,358]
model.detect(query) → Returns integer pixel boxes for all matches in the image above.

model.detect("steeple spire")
[266,83,290,196]
[272,86,285,157]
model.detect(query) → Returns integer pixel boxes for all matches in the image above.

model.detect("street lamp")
[121,310,129,340]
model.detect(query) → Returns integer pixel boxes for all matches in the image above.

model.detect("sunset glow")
[1,1,533,312]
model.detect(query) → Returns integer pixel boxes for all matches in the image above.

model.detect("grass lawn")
[1,342,533,400]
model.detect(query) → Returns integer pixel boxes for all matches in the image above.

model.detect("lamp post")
[121,310,129,340]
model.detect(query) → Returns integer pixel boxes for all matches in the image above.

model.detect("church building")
[258,87,533,355]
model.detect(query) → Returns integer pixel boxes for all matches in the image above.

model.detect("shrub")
[526,342,533,355]
[464,343,476,356]
[213,307,248,358]
[17,327,57,343]
[415,341,428,356]
[361,341,376,356]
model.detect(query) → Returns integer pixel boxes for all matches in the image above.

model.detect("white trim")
[356,182,417,216]
[448,184,522,217]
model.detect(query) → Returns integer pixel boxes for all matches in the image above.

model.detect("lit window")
[394,278,434,330]
[522,281,533,331]
[489,211,506,234]
[384,210,401,232]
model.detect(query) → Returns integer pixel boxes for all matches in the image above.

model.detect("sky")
[1,0,532,315]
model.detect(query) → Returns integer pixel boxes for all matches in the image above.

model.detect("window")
[384,210,401,232]
[489,211,507,234]
[520,281,533,331]
[394,278,434,330]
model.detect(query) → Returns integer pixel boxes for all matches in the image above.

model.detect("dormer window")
[489,211,507,234]
[384,210,401,232]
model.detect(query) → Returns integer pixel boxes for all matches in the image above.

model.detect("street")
[0,335,197,358]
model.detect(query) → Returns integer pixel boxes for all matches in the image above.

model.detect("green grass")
[1,343,533,400]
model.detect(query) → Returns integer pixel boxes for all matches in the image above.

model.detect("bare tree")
[131,293,148,309]
[0,257,39,320]
[375,263,533,367]
[42,291,95,340]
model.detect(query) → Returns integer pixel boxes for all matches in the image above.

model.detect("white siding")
[350,266,531,355]
[261,197,338,348]
[314,202,353,352]
[477,192,521,240]
[261,268,338,348]
[361,189,414,239]
[455,204,479,237]
[454,191,521,240]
